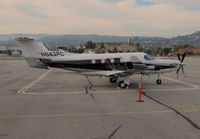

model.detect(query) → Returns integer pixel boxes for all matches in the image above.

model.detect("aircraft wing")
[141,68,177,75]
[108,69,137,77]
[108,65,147,77]
[80,70,127,76]
[80,64,148,77]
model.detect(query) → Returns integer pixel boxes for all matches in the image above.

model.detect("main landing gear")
[118,79,130,89]
[119,81,128,89]
[156,75,162,85]
[110,77,129,89]
[109,77,118,83]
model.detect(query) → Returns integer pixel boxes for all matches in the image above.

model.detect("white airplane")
[16,37,186,89]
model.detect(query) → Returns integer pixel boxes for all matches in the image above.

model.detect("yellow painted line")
[116,87,121,90]
[69,80,75,87]
[0,110,199,119]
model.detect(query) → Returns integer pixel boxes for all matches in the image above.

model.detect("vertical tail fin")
[16,37,49,58]
[15,37,49,69]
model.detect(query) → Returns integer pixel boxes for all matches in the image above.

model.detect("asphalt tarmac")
[0,57,200,139]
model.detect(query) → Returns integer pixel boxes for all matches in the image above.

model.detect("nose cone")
[175,60,181,65]
[156,59,180,66]
[175,60,186,66]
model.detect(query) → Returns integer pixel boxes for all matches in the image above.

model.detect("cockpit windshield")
[144,55,155,60]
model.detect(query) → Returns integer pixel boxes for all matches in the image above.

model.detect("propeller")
[176,53,186,75]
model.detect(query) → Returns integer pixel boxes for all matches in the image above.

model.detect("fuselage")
[40,52,180,75]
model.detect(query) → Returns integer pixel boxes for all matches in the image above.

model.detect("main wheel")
[119,81,127,89]
[156,79,162,85]
[109,78,118,83]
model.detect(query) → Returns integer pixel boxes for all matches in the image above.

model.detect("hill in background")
[0,31,200,49]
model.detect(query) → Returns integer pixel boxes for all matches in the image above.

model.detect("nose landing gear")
[156,75,162,85]
[156,79,162,84]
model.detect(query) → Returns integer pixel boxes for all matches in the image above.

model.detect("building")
[77,38,138,53]
[128,38,131,45]
[0,46,7,56]
[94,42,138,52]
[7,46,22,56]
[0,46,22,57]
[57,46,68,51]
[77,44,86,49]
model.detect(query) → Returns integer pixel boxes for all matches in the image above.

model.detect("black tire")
[119,81,127,89]
[156,79,162,85]
[109,78,117,83]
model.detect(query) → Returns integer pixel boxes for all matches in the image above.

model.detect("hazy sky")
[1,0,200,37]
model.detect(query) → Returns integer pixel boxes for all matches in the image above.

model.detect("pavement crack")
[142,92,200,130]
[90,93,95,100]
[0,133,10,136]
[85,86,89,94]
[89,93,98,105]
[107,124,122,139]
[85,86,95,100]
[85,86,97,104]
[85,75,95,90]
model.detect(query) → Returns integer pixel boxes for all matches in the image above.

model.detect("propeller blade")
[181,66,184,74]
[176,66,181,74]
[181,53,186,63]
[177,53,181,61]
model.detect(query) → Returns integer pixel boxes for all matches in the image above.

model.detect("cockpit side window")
[144,55,155,60]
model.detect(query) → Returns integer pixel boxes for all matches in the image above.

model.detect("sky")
[1,0,200,37]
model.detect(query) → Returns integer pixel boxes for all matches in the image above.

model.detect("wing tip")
[15,37,34,42]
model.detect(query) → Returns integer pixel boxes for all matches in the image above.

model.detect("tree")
[136,43,140,52]
[113,47,118,53]
[77,48,84,53]
[183,44,190,48]
[85,41,96,49]
[187,51,194,55]
[68,47,77,53]
[145,49,152,55]
[100,43,105,49]
[163,48,172,55]
[140,46,143,52]
[108,49,112,53]
[156,47,162,55]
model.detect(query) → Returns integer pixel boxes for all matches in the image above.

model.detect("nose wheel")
[156,79,162,85]
[156,75,162,85]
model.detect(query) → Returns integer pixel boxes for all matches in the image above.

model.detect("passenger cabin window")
[144,55,155,60]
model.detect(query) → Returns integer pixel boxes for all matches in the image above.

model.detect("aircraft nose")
[170,62,178,67]
[164,60,180,67]
[176,61,181,65]
[173,60,181,66]
[176,60,185,66]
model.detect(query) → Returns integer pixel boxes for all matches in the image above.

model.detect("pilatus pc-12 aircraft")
[16,37,186,89]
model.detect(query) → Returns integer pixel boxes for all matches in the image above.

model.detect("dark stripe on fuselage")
[42,59,176,71]
[43,58,133,71]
